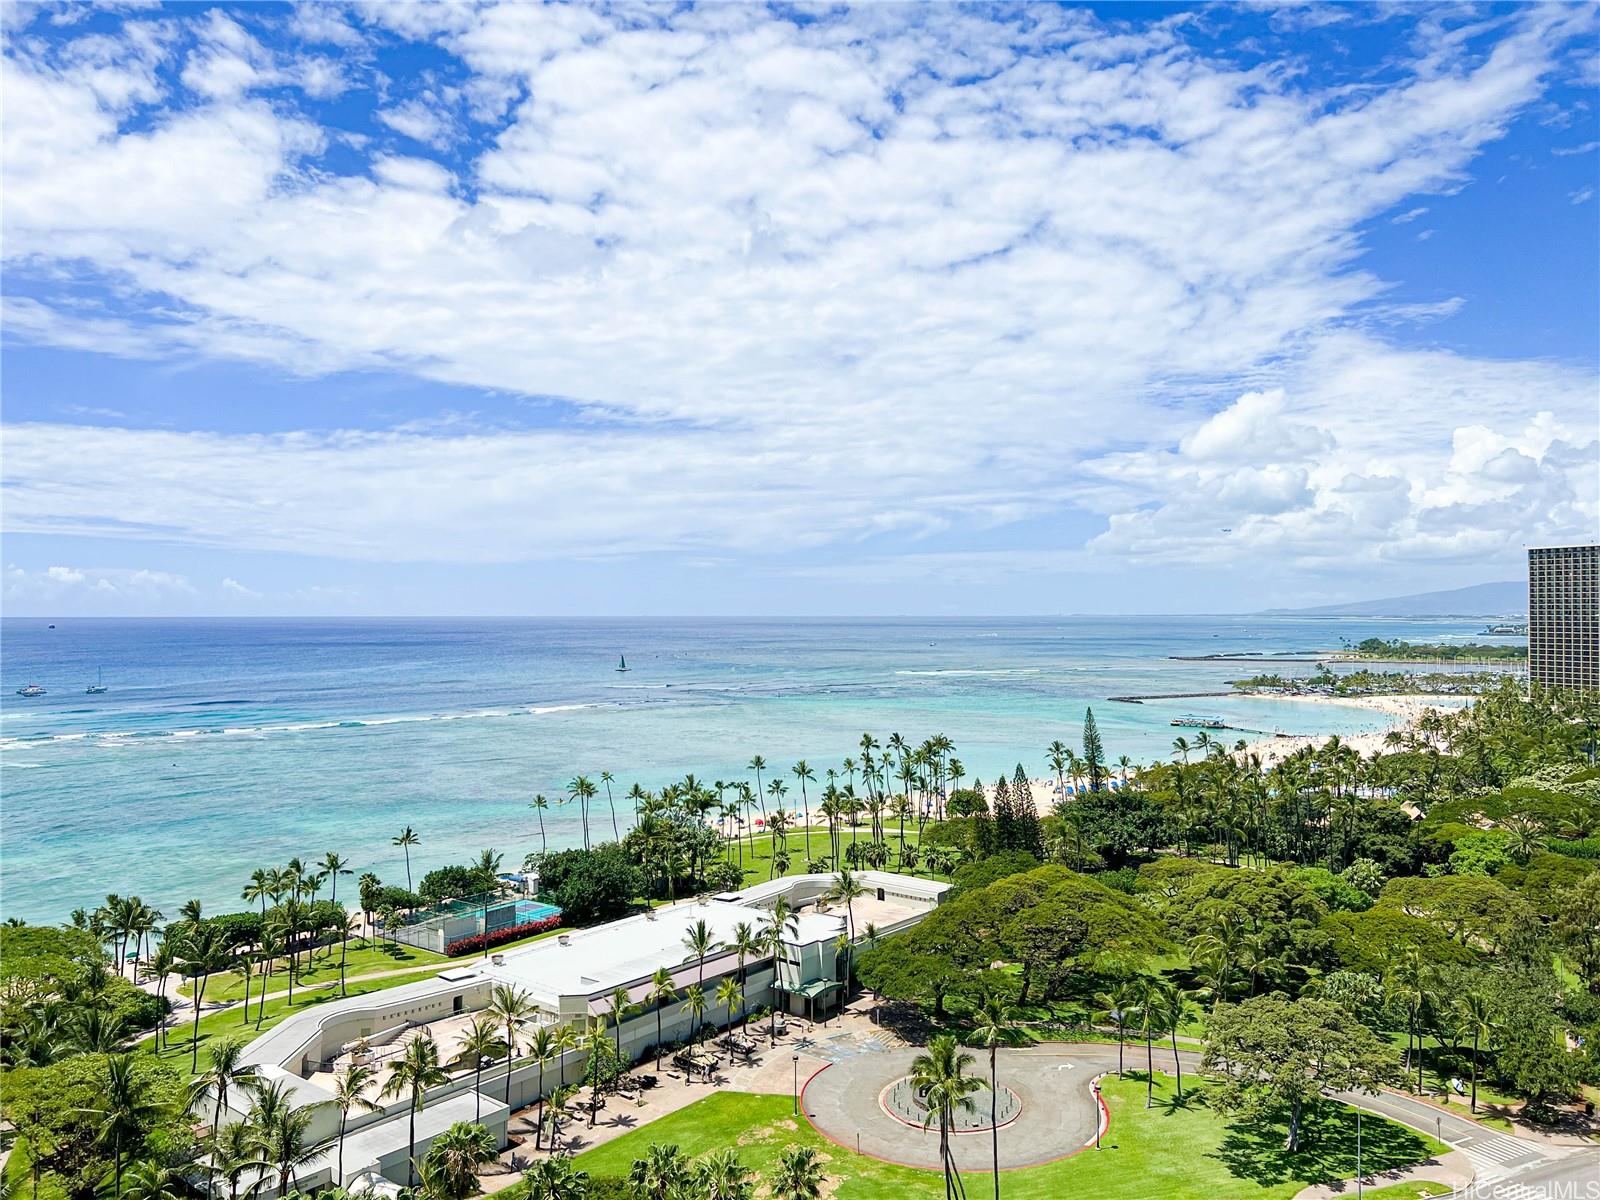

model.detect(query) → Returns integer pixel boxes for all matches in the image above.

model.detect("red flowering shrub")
[445,913,562,957]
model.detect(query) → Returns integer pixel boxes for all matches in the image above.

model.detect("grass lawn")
[139,967,442,1080]
[1358,1185,1454,1200]
[178,938,446,1001]
[720,827,950,891]
[567,1074,1446,1200]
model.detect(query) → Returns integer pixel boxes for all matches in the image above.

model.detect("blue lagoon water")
[0,615,1495,921]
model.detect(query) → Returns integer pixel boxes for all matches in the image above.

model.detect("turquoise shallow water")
[0,615,1501,921]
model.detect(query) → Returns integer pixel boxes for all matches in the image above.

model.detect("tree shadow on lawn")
[1208,1100,1435,1188]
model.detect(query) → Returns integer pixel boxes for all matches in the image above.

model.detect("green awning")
[775,979,844,998]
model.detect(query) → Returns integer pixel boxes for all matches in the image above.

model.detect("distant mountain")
[1262,580,1525,618]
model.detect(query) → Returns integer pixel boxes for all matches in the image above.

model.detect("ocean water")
[0,615,1502,922]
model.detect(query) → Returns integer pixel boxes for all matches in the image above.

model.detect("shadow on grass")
[1207,1100,1435,1188]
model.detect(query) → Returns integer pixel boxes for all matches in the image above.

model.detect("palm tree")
[609,985,636,1056]
[791,760,815,848]
[1159,983,1190,1100]
[682,919,718,996]
[544,1083,578,1152]
[246,1101,321,1199]
[715,977,744,1062]
[234,952,257,1027]
[629,1144,690,1200]
[140,938,177,1051]
[526,1026,559,1149]
[1387,948,1436,1093]
[320,851,353,911]
[456,1019,503,1121]
[694,1149,750,1200]
[769,1145,828,1200]
[530,794,550,858]
[330,1063,379,1184]
[825,868,867,1004]
[487,984,538,1108]
[763,898,799,1039]
[187,1037,256,1136]
[971,995,1017,1200]
[680,984,708,1078]
[582,1024,613,1128]
[1458,990,1498,1114]
[211,1121,257,1200]
[120,1160,183,1200]
[521,1152,588,1200]
[85,1053,158,1197]
[648,967,676,1070]
[420,1121,498,1200]
[392,826,421,892]
[567,776,598,851]
[600,771,620,839]
[180,923,229,1072]
[909,1034,984,1200]
[1132,976,1171,1108]
[1095,979,1139,1077]
[379,1033,450,1186]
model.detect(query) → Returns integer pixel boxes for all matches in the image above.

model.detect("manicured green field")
[139,967,443,1080]
[719,826,948,891]
[1357,1184,1455,1200]
[568,1074,1446,1200]
[178,938,445,1001]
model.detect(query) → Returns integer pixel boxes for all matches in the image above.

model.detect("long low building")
[217,871,947,1192]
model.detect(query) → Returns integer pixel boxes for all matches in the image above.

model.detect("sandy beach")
[1233,692,1465,767]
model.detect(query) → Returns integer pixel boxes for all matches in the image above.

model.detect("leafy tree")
[539,846,643,925]
[1204,995,1393,1151]
[1553,872,1600,992]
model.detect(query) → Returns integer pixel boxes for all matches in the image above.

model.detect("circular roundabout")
[802,1046,1106,1171]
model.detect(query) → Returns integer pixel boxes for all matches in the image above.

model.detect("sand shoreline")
[1232,692,1462,766]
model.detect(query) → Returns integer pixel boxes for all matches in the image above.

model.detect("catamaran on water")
[15,683,47,697]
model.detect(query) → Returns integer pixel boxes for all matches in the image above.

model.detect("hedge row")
[444,914,562,957]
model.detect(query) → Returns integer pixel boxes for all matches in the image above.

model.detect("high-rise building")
[1528,544,1600,691]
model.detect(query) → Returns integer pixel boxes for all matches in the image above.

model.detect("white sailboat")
[86,667,107,695]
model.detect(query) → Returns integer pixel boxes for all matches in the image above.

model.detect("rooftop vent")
[558,934,571,947]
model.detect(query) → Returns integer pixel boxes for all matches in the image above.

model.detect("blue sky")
[2,1,1597,616]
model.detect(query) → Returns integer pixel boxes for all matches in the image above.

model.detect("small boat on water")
[16,683,47,697]
[1171,714,1227,729]
[85,667,107,695]
[615,655,629,673]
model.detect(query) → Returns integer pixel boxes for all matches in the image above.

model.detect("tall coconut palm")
[1387,947,1437,1093]
[187,1037,256,1136]
[1095,979,1140,1077]
[456,1019,503,1121]
[529,795,550,858]
[824,869,866,999]
[790,761,815,847]
[600,771,620,839]
[521,1152,588,1200]
[715,977,744,1062]
[1457,990,1498,1113]
[85,1053,158,1197]
[763,898,799,1038]
[609,985,637,1056]
[180,924,229,1072]
[319,852,353,909]
[748,756,768,823]
[971,995,1017,1200]
[487,984,538,1108]
[392,827,420,892]
[567,776,598,851]
[330,1063,379,1184]
[140,938,177,1051]
[769,1145,828,1200]
[526,1025,559,1149]
[909,1034,984,1200]
[682,920,718,996]
[379,1033,450,1186]
[1132,975,1170,1108]
[648,967,676,1070]
[680,984,708,1078]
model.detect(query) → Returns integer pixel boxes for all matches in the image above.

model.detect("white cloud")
[220,576,261,598]
[3,565,196,611]
[1,4,1596,595]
